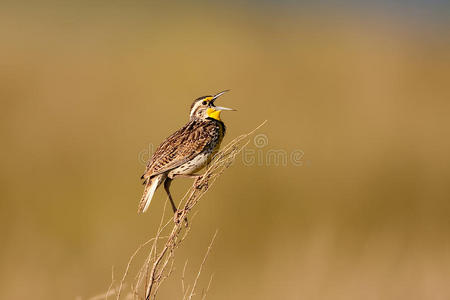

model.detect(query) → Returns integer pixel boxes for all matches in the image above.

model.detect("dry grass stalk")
[93,121,266,300]
[187,230,218,300]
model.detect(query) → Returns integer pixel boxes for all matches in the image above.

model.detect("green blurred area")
[1,1,450,299]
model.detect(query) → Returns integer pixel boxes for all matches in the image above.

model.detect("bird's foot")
[194,175,209,190]
[174,210,189,227]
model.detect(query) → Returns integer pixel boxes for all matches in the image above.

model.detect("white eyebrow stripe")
[190,101,202,119]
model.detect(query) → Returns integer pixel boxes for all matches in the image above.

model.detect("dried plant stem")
[188,230,218,300]
[106,266,115,300]
[115,236,166,300]
[181,259,189,295]
[201,274,214,300]
[98,120,266,300]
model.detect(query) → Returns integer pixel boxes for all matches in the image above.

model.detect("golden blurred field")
[1,1,450,299]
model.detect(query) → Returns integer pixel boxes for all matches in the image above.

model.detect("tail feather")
[138,174,164,213]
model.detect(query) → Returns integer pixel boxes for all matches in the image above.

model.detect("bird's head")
[189,90,235,121]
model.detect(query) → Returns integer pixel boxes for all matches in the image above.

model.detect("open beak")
[214,106,235,111]
[210,90,236,111]
[212,90,230,100]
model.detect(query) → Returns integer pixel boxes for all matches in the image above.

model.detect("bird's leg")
[163,178,177,213]
[164,177,188,227]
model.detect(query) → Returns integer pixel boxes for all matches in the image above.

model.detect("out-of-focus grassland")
[1,1,450,299]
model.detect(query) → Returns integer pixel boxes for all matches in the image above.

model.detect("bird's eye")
[202,101,207,105]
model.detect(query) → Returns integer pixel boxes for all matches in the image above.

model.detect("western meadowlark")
[138,90,234,214]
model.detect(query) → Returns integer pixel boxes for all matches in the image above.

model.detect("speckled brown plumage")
[141,118,225,182]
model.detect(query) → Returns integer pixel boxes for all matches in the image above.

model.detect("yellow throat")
[207,107,221,121]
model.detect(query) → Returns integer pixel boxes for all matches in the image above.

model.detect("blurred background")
[1,0,450,299]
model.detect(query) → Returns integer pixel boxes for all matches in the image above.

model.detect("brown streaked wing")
[141,120,214,179]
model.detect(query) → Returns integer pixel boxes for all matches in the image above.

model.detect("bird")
[138,90,235,215]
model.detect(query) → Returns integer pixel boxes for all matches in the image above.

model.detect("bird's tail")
[138,174,164,213]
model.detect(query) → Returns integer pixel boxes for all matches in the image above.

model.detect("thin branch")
[188,230,218,300]
[181,259,189,295]
[89,288,117,300]
[116,236,166,300]
[106,266,115,300]
[201,273,214,300]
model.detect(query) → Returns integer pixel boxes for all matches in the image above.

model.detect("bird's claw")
[174,210,189,227]
[194,176,209,190]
